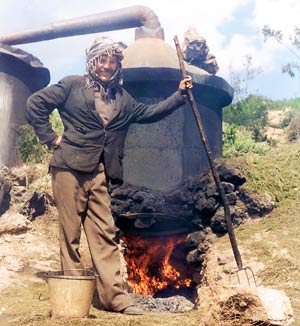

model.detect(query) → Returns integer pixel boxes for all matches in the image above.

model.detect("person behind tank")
[26,36,192,315]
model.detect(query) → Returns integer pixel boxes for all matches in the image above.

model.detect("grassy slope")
[225,142,300,325]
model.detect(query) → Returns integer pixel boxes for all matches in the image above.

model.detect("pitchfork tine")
[229,267,257,287]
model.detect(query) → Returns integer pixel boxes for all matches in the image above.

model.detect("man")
[26,37,192,315]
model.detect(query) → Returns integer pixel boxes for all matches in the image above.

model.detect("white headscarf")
[85,37,127,100]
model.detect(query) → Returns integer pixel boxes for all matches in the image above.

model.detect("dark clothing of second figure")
[26,74,187,312]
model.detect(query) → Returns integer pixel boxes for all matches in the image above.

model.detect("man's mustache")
[98,69,114,73]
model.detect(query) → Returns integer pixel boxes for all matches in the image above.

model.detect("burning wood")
[122,235,194,296]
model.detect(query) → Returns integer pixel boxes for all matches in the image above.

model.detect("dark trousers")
[51,164,132,311]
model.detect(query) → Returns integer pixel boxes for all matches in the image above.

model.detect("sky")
[0,0,300,101]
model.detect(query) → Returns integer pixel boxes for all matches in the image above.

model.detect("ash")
[131,293,195,313]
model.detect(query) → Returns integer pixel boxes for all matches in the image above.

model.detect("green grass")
[226,143,300,203]
[223,142,300,325]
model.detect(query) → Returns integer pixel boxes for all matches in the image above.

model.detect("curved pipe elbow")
[0,5,163,45]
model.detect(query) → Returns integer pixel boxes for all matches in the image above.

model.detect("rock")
[226,192,237,205]
[221,182,235,194]
[111,187,131,200]
[10,186,27,204]
[165,189,187,205]
[256,287,294,325]
[196,285,294,326]
[206,183,218,197]
[230,200,249,225]
[217,163,247,187]
[216,253,232,266]
[186,248,204,265]
[184,174,211,194]
[0,212,32,236]
[0,164,53,219]
[192,270,202,284]
[238,187,274,217]
[9,185,51,220]
[131,190,146,203]
[10,168,27,187]
[0,174,11,215]
[185,231,207,249]
[140,199,157,213]
[21,191,52,220]
[186,240,211,265]
[210,206,228,234]
[194,194,219,215]
[211,202,249,234]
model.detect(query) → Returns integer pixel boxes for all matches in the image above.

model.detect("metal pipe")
[0,5,163,45]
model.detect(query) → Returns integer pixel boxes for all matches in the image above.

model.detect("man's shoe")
[121,306,144,315]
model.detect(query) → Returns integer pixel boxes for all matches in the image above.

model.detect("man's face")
[94,55,118,81]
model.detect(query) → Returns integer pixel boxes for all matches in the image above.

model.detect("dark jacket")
[26,75,186,184]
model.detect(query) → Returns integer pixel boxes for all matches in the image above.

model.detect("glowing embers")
[122,234,194,296]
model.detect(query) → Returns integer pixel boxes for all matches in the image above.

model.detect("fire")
[122,234,193,295]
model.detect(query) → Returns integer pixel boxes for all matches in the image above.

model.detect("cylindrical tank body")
[0,44,50,166]
[122,37,233,192]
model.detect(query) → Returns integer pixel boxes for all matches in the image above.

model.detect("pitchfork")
[173,35,256,287]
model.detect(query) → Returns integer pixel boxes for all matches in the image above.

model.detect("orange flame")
[122,234,193,295]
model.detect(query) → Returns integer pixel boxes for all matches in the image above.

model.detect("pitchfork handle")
[173,35,243,269]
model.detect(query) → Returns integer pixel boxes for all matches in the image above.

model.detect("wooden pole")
[173,35,243,269]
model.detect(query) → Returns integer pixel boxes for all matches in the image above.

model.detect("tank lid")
[123,37,209,75]
[122,37,234,107]
[0,43,50,91]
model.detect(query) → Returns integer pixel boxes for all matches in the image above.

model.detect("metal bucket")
[45,269,97,319]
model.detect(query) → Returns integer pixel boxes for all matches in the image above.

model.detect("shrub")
[17,110,63,163]
[17,125,49,163]
[279,110,294,129]
[223,95,272,143]
[50,109,64,135]
[223,123,270,158]
[287,113,300,142]
[223,95,269,128]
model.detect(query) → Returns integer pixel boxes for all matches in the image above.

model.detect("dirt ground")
[0,205,297,326]
[0,209,60,292]
[265,109,289,144]
[0,208,202,326]
[0,281,201,326]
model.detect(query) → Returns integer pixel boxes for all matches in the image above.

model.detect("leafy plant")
[17,110,63,163]
[50,109,64,135]
[17,125,49,163]
[286,113,300,142]
[222,123,237,147]
[223,95,270,142]
[282,97,300,110]
[276,98,300,137]
[279,110,294,129]
[223,123,270,158]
